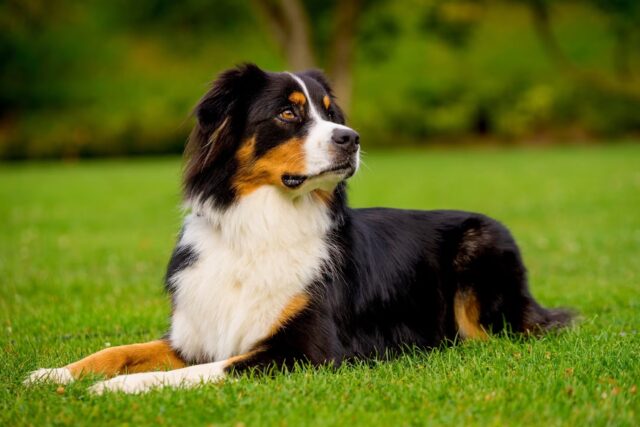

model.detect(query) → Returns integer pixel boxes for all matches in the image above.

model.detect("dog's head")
[184,64,359,208]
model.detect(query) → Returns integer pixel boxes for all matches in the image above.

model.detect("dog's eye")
[278,109,298,122]
[327,110,335,121]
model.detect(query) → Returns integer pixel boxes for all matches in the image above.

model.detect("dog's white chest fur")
[168,187,332,362]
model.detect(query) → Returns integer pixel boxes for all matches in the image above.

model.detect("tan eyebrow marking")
[323,95,331,109]
[288,91,306,105]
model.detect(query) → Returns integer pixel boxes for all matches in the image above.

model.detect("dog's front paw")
[24,368,74,385]
[89,372,167,395]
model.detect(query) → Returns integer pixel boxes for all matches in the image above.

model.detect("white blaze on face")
[287,73,359,178]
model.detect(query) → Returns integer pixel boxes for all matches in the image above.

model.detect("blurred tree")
[252,0,316,70]
[590,0,639,80]
[113,0,248,33]
[252,0,365,112]
[420,0,485,50]
[519,0,640,98]
[0,0,77,114]
[417,1,486,134]
[2,0,639,159]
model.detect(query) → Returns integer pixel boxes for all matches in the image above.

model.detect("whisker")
[358,150,372,172]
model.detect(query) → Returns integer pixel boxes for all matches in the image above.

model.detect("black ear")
[195,63,267,135]
[299,69,346,125]
[186,64,267,179]
[298,69,334,95]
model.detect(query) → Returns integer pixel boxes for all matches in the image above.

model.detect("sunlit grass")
[1,144,639,426]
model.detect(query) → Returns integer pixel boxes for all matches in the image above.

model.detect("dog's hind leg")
[25,339,185,385]
[453,288,488,340]
[453,217,573,337]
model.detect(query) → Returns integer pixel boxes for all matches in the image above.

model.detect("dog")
[26,64,572,394]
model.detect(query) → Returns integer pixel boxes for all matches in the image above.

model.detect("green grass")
[1,144,639,426]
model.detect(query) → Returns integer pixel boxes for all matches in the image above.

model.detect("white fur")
[24,367,74,385]
[90,360,227,394]
[287,73,360,176]
[89,186,335,395]
[169,186,333,363]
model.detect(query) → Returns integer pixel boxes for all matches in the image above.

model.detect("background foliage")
[1,0,639,159]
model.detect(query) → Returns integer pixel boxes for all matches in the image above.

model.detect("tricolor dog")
[26,64,572,394]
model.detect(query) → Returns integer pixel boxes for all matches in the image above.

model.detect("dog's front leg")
[25,339,185,385]
[89,346,294,394]
[89,359,229,394]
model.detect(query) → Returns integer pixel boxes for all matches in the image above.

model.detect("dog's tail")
[523,299,575,334]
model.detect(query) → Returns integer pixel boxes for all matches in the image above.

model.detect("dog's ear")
[299,69,333,95]
[195,63,266,134]
[186,64,267,178]
[299,69,346,125]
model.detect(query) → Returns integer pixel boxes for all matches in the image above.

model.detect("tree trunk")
[528,0,574,71]
[328,0,361,114]
[252,0,316,70]
[253,0,363,112]
[280,0,316,70]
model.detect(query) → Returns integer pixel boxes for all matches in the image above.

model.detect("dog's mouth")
[282,162,354,189]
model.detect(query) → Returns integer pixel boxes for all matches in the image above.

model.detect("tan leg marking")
[66,340,185,379]
[454,290,488,340]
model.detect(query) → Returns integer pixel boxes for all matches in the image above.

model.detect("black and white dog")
[27,64,572,394]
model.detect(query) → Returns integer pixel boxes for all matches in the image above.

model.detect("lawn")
[1,144,639,426]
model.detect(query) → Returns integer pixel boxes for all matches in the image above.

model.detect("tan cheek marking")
[268,294,310,336]
[233,136,306,196]
[323,95,331,110]
[65,340,186,379]
[454,290,488,340]
[289,91,306,105]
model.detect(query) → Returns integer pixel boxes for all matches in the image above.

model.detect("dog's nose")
[331,128,360,149]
